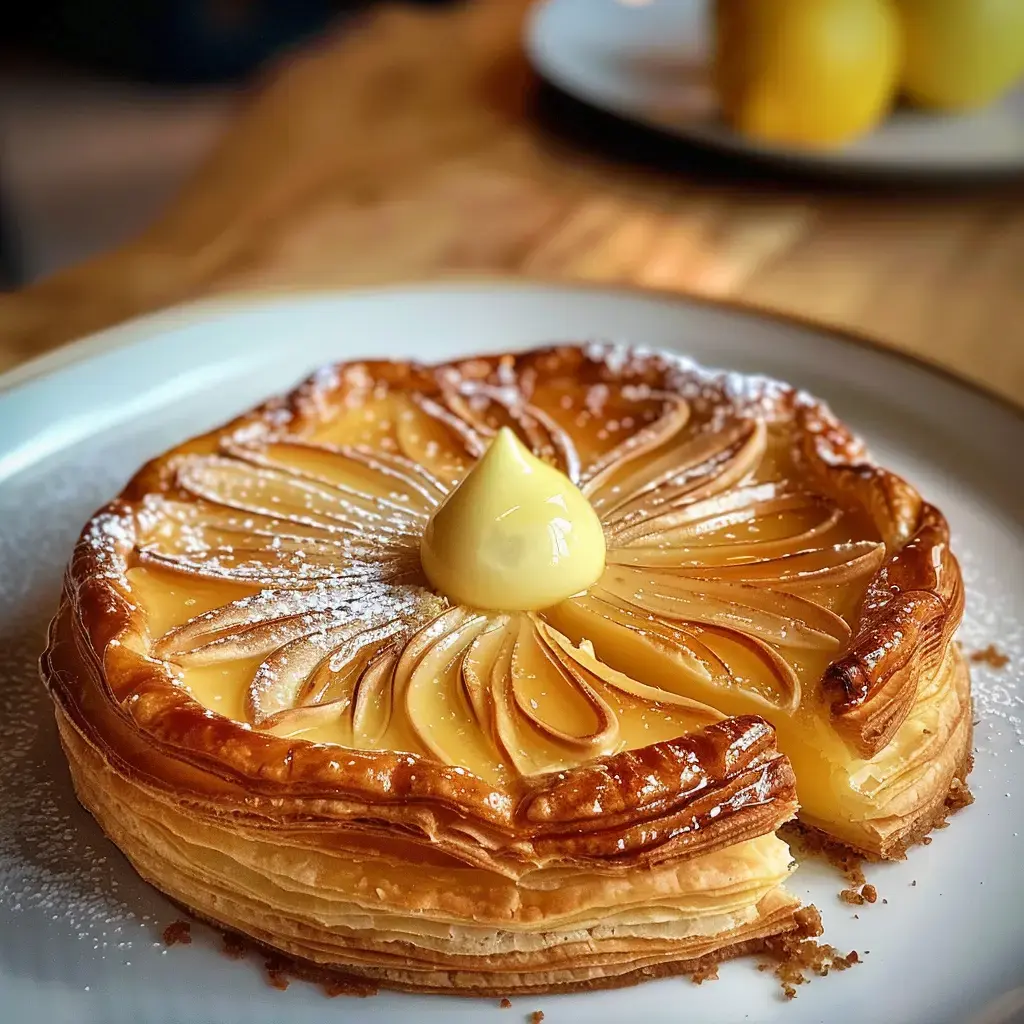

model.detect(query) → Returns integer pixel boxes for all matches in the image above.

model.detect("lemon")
[714,0,902,148]
[896,0,1024,111]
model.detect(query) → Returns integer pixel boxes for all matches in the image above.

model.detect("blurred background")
[3,0,1023,287]
[1,0,1021,401]
[1,0,452,284]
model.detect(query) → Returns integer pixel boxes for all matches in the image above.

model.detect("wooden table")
[1,0,1022,405]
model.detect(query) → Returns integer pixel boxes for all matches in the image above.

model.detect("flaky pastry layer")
[39,343,971,992]
[800,642,972,857]
[44,563,801,991]
[56,697,799,993]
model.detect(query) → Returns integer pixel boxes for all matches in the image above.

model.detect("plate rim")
[524,0,1024,181]
[2,277,1021,426]
[3,276,1024,1024]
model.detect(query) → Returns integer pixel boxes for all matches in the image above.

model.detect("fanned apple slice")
[598,419,767,526]
[690,542,886,589]
[601,566,850,651]
[222,438,437,519]
[581,393,691,494]
[548,589,803,714]
[610,486,828,547]
[549,590,720,691]
[461,617,511,731]
[138,546,379,588]
[403,611,500,770]
[407,393,487,463]
[331,443,452,507]
[538,620,722,720]
[176,455,419,542]
[485,616,615,777]
[351,646,401,746]
[510,615,619,754]
[437,378,584,483]
[253,621,405,732]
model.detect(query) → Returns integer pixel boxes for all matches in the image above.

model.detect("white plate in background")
[526,0,1024,178]
[1,282,1022,1024]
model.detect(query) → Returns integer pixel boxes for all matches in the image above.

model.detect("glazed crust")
[39,344,968,992]
[43,578,797,873]
[821,503,964,758]
[53,690,802,995]
[799,642,973,859]
[43,345,857,875]
[53,346,963,766]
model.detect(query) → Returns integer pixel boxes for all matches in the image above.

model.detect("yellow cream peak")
[420,427,606,611]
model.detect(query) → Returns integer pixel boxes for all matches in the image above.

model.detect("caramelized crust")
[53,690,802,995]
[39,343,970,991]
[802,642,972,858]
[44,568,797,872]
[114,343,963,762]
[822,505,964,758]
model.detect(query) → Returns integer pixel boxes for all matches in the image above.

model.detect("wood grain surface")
[1,0,1022,405]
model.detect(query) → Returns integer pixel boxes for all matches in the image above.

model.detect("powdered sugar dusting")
[958,547,1024,755]
[0,445,175,979]
[583,341,833,431]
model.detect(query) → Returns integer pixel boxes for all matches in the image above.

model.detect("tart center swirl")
[131,357,884,784]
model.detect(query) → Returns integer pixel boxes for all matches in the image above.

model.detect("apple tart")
[41,344,969,994]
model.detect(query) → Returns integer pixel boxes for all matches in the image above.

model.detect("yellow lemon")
[897,0,1024,111]
[714,0,902,148]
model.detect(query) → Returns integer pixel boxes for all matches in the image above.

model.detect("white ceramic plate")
[526,0,1024,179]
[1,282,1023,1024]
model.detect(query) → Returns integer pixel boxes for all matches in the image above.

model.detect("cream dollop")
[420,427,606,611]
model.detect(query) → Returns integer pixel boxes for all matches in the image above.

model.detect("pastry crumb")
[793,905,824,936]
[322,977,379,998]
[264,958,290,991]
[839,879,879,906]
[970,644,1009,668]
[530,1012,545,1024]
[162,920,192,946]
[689,962,720,985]
[500,997,512,1009]
[781,823,865,887]
[761,904,859,999]
[945,777,975,813]
[217,929,378,998]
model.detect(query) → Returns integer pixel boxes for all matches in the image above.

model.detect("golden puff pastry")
[41,344,969,993]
